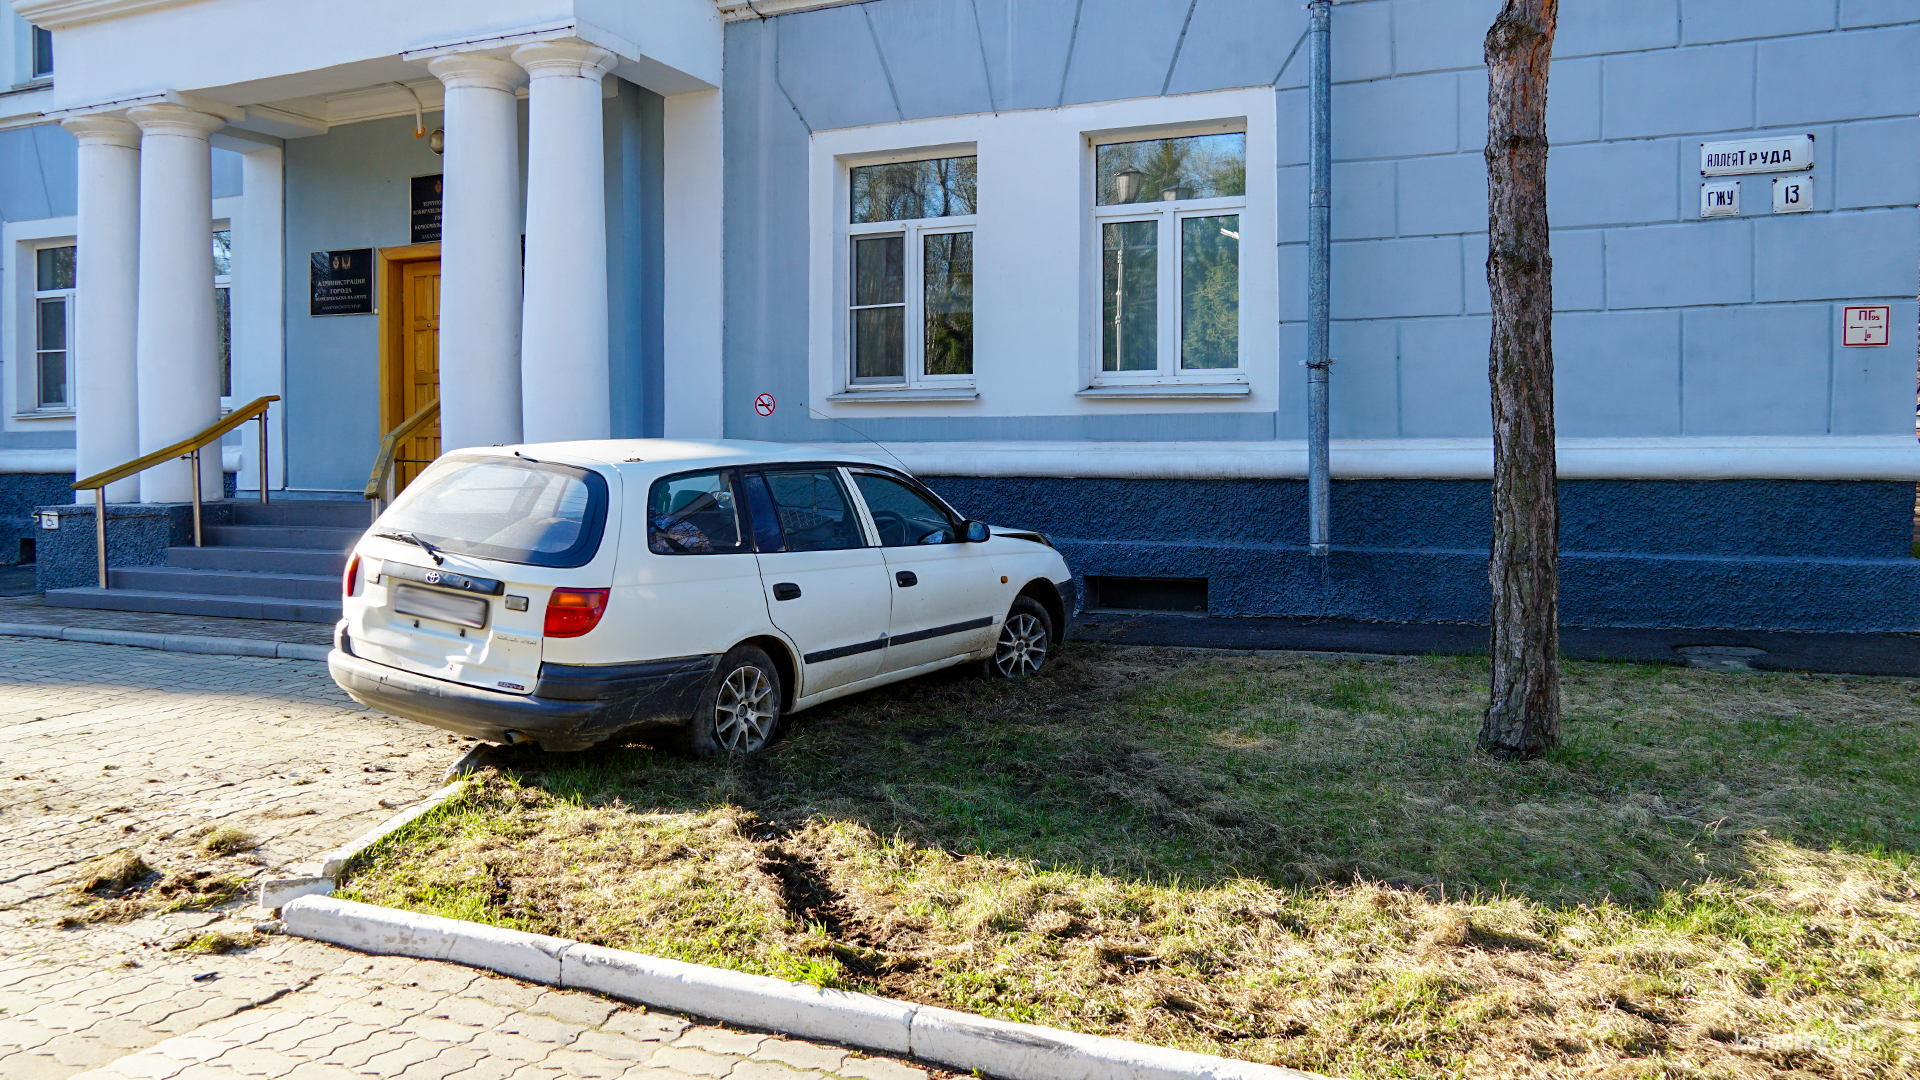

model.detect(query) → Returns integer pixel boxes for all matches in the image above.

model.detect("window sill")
[14,409,74,419]
[5,78,51,95]
[1077,382,1250,399]
[828,387,979,403]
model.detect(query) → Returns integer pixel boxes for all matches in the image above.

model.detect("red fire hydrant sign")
[1842,305,1890,347]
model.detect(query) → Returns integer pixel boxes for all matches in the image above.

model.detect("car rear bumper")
[329,638,717,751]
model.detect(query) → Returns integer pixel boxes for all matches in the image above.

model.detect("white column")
[428,53,527,451]
[662,89,725,439]
[62,115,142,503]
[231,145,284,493]
[127,104,224,505]
[513,40,617,444]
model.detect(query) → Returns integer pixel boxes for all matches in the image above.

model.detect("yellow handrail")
[72,395,278,491]
[364,398,440,503]
[70,394,279,589]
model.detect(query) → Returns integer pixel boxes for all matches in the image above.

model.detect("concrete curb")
[0,621,328,661]
[280,895,1329,1080]
[257,780,469,909]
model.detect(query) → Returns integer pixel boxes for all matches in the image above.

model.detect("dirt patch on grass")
[340,645,1920,1079]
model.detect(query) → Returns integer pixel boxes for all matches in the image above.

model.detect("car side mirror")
[964,520,990,543]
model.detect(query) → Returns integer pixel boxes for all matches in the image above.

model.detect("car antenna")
[802,404,914,475]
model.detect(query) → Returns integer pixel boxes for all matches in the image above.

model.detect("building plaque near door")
[310,249,374,316]
[411,174,442,244]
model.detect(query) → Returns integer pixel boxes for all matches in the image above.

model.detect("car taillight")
[343,553,361,598]
[544,588,609,638]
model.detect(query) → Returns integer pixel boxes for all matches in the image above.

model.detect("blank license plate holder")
[393,583,489,629]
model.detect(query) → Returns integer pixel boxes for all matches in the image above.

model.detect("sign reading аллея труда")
[1701,134,1814,176]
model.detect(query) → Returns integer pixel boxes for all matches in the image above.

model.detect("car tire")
[688,645,784,757]
[986,596,1053,679]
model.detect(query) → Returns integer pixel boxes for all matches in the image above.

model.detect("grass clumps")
[167,929,262,955]
[73,850,151,895]
[338,645,1920,1079]
[62,866,245,925]
[199,825,258,855]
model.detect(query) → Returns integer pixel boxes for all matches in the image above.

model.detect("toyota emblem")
[425,571,441,584]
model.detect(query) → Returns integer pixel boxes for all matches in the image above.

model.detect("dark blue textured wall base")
[0,473,77,564]
[924,477,1920,633]
[34,502,236,592]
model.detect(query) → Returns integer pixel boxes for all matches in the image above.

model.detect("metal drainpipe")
[1306,0,1334,558]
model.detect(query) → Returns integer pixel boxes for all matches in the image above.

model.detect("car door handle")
[895,571,918,587]
[772,582,801,601]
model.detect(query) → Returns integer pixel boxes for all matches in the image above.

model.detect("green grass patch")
[339,645,1920,1079]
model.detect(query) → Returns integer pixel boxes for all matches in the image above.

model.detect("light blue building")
[0,0,1915,631]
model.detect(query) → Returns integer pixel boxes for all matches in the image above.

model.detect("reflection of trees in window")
[1101,222,1156,371]
[1181,215,1238,369]
[1096,133,1245,205]
[923,232,972,376]
[214,230,232,396]
[852,156,977,223]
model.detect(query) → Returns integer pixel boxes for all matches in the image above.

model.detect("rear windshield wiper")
[375,530,444,565]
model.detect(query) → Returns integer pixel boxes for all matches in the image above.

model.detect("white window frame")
[1085,121,1248,390]
[846,215,976,390]
[831,144,979,401]
[4,215,76,429]
[29,240,73,412]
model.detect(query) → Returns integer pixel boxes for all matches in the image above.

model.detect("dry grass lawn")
[338,644,1920,1079]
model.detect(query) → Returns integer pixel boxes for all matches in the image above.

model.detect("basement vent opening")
[1085,576,1208,614]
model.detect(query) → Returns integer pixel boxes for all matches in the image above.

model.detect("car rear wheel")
[689,645,783,757]
[988,596,1052,679]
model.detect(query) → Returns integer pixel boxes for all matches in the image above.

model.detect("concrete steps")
[44,498,368,624]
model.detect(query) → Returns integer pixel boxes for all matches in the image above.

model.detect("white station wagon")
[329,439,1073,754]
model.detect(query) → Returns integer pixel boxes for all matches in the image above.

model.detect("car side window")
[648,470,746,555]
[755,469,866,552]
[850,473,956,547]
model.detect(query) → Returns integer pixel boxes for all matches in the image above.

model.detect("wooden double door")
[380,245,441,493]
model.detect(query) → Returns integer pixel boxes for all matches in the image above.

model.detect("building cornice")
[12,0,203,31]
[714,0,865,23]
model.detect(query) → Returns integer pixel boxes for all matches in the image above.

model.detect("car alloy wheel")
[713,663,778,752]
[994,609,1049,678]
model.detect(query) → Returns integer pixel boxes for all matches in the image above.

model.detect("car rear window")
[379,455,609,568]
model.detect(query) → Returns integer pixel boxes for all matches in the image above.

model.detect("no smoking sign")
[754,393,776,416]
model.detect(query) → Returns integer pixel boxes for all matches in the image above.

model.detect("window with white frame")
[846,154,975,387]
[1090,130,1244,380]
[214,229,232,396]
[31,244,73,411]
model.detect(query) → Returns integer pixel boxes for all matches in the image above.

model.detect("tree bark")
[1482,0,1561,760]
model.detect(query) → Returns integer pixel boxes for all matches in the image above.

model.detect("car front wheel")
[988,596,1053,679]
[689,645,783,756]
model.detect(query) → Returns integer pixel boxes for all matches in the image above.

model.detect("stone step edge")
[279,891,1330,1080]
[0,621,330,661]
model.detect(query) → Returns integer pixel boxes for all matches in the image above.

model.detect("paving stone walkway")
[0,638,940,1080]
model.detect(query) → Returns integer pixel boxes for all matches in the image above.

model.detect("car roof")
[460,439,893,478]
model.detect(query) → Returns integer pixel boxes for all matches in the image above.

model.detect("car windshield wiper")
[375,530,444,565]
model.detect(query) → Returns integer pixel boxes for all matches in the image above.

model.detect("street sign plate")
[1701,134,1814,176]
[1700,181,1739,218]
[1771,174,1813,214]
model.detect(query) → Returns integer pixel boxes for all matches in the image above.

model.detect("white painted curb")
[0,621,328,661]
[280,895,1330,1080]
[258,780,469,909]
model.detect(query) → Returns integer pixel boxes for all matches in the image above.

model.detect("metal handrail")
[71,395,279,590]
[364,398,440,512]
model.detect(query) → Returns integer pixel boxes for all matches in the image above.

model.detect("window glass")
[1101,221,1157,371]
[851,235,905,379]
[1095,132,1245,206]
[212,230,232,276]
[647,470,745,555]
[923,232,972,376]
[213,231,232,396]
[30,26,52,79]
[379,456,608,568]
[757,470,864,552]
[35,298,66,407]
[851,156,976,223]
[1180,214,1239,370]
[36,246,73,291]
[744,472,785,553]
[851,474,954,547]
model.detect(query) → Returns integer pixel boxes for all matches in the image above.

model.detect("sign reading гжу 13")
[1700,134,1813,175]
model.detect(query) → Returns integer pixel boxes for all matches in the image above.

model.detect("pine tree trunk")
[1481,0,1561,760]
